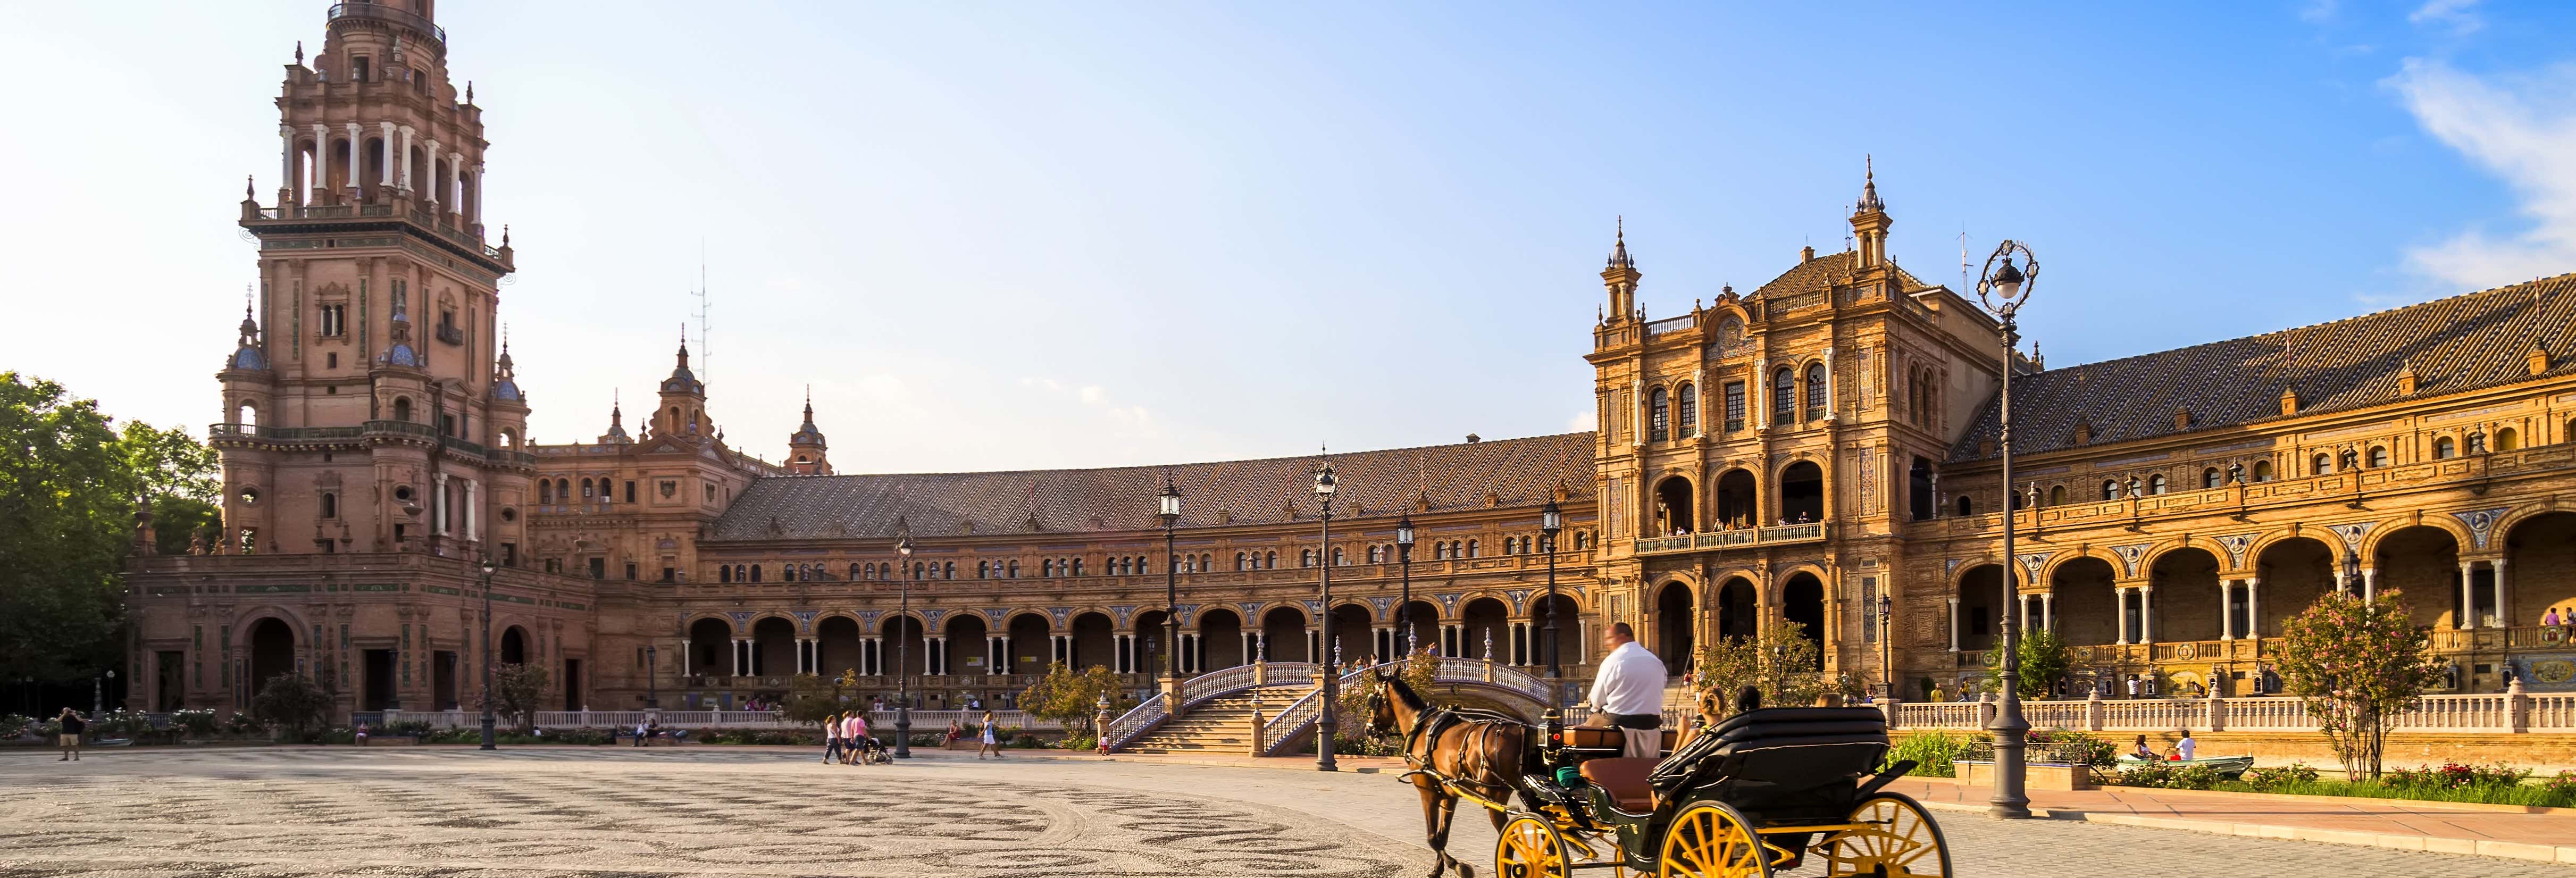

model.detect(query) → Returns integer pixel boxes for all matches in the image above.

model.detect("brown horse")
[1365,669,1532,878]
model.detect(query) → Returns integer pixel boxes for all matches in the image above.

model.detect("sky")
[4,1,2573,474]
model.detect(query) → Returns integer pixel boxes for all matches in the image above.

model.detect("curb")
[1911,799,2576,865]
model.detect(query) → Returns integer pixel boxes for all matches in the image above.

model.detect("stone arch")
[499,624,532,665]
[1652,474,1696,535]
[749,616,796,676]
[1714,575,1758,640]
[686,617,732,677]
[1714,467,1760,529]
[2251,535,2336,638]
[1326,603,1373,665]
[1261,605,1312,663]
[1778,570,1827,669]
[1653,580,1696,673]
[243,614,300,692]
[879,613,929,678]
[1769,562,1833,603]
[2038,547,2123,584]
[944,612,990,676]
[1776,458,1825,523]
[2504,511,2576,628]
[1955,563,2008,651]
[1006,612,1052,674]
[1195,607,1247,669]
[815,614,864,679]
[2487,504,2565,551]
[2047,555,2119,646]
[2373,524,2467,630]
[1395,599,1440,657]
[2357,515,2473,563]
[2148,546,2225,642]
[1459,597,1511,663]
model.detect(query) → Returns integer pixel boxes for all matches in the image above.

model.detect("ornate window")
[719,565,732,583]
[1649,388,1670,441]
[1804,363,1828,421]
[2497,428,2520,451]
[2251,461,2273,482]
[2368,446,2389,467]
[2314,452,2336,472]
[1723,382,1747,432]
[1676,382,1697,436]
[1772,369,1796,423]
[2203,467,2223,489]
[1466,539,1480,558]
[1956,496,1973,516]
[2101,480,2119,501]
[749,565,763,582]
[2049,485,2066,505]
[848,563,861,579]
[2147,474,2167,495]
[2433,437,2455,459]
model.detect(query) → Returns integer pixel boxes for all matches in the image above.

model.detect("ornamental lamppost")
[1540,500,1564,705]
[1312,453,1340,772]
[1878,593,1896,700]
[645,645,659,708]
[2343,548,2364,597]
[1974,239,2039,819]
[1396,514,1417,656]
[894,532,915,759]
[1159,478,1183,680]
[477,554,499,751]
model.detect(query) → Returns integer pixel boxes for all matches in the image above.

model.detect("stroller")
[851,733,890,764]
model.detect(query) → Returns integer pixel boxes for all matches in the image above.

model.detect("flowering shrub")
[2243,763,2321,791]
[171,708,221,736]
[2382,762,2528,791]
[2027,730,2118,768]
[2274,588,2446,781]
[0,714,30,739]
[2541,771,2576,799]
[2115,761,2223,790]
[1883,731,1965,777]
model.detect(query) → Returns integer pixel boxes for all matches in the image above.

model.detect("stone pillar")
[311,123,331,193]
[432,472,448,537]
[2140,586,2157,643]
[463,479,478,543]
[379,121,396,187]
[469,162,484,223]
[2219,581,2237,641]
[2246,576,2262,640]
[1977,691,1996,728]
[344,122,362,195]
[278,126,296,201]
[2509,675,2531,733]
[1947,598,1961,651]
[728,639,743,676]
[2040,593,2055,632]
[397,124,415,191]
[2361,567,2378,601]
[424,139,442,208]
[2458,561,2478,630]
[2494,559,2510,628]
[2085,686,2105,731]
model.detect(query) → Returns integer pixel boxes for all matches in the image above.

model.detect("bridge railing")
[1101,693,1167,750]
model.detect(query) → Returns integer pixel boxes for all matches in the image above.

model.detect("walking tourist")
[355,721,371,746]
[2125,675,2139,698]
[1578,622,1667,758]
[56,708,86,761]
[822,712,844,764]
[844,711,872,764]
[977,710,1003,759]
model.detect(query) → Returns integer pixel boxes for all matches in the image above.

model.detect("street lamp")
[1974,239,2038,819]
[1159,478,1183,681]
[1879,593,1896,700]
[645,645,659,708]
[894,532,915,759]
[1540,500,1563,703]
[94,668,115,718]
[478,554,499,751]
[2342,548,2363,597]
[1396,514,1416,656]
[1312,453,1339,772]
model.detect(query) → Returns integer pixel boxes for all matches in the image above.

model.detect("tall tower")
[215,0,530,563]
[1601,218,1640,324]
[787,388,831,475]
[1851,157,1893,272]
[657,332,710,440]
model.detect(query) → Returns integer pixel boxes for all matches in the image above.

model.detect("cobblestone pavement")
[1,748,2566,877]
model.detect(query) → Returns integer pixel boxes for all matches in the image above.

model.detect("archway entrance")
[1716,577,1756,640]
[1461,598,1510,663]
[1069,612,1115,671]
[1909,457,1934,522]
[1780,462,1824,524]
[1007,614,1051,676]
[1654,581,1695,674]
[1530,593,1581,673]
[1654,476,1696,536]
[2048,557,2118,646]
[2506,512,2576,627]
[1197,608,1245,670]
[2252,538,2334,638]
[247,617,296,692]
[1261,607,1310,663]
[881,615,926,678]
[688,618,730,676]
[816,616,863,679]
[2149,548,2224,642]
[2376,525,2465,629]
[946,613,990,676]
[1397,600,1439,657]
[1714,470,1757,530]
[500,626,529,665]
[1781,572,1826,669]
[751,617,793,676]
[1956,565,2005,651]
[1328,604,1374,666]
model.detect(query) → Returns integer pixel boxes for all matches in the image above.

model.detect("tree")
[1985,625,2072,697]
[118,420,221,555]
[1021,664,1134,731]
[0,373,139,684]
[250,673,331,741]
[2276,588,2446,781]
[1693,620,1827,716]
[784,670,858,728]
[1338,648,1439,737]
[474,662,552,732]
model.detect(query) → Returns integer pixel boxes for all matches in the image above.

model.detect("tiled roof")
[1750,250,1931,300]
[707,432,1597,541]
[1951,273,2576,462]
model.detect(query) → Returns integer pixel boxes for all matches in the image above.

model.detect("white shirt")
[1587,641,1669,717]
[2177,736,2196,760]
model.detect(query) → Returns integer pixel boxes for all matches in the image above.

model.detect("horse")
[1364,668,1535,878]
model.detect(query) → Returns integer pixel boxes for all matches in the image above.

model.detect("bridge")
[1102,658,1563,756]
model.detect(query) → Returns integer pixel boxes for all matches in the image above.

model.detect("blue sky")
[5,1,2572,473]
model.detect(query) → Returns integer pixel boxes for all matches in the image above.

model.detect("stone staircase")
[1122,684,1312,755]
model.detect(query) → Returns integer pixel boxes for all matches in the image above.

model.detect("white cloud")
[2386,58,2576,290]
[2407,0,2483,36]
[2298,0,2339,24]
[1077,385,1106,404]
[1567,408,1597,431]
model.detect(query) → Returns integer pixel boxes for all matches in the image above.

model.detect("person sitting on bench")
[1580,622,1668,758]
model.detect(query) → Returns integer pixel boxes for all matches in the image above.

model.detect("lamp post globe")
[1312,454,1339,772]
[1539,499,1563,706]
[1159,478,1183,681]
[478,555,499,751]
[1975,239,2040,818]
[1395,514,1416,656]
[893,533,915,759]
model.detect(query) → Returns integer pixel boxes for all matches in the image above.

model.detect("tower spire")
[1599,216,1641,324]
[1850,156,1894,272]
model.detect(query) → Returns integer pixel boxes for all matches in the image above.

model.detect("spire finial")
[465,81,474,103]
[501,224,510,247]
[1606,216,1634,270]
[246,175,255,199]
[294,41,303,65]
[1857,154,1884,213]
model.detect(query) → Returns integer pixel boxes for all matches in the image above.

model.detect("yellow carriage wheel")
[1655,800,1771,878]
[1820,793,1953,877]
[1494,812,1572,878]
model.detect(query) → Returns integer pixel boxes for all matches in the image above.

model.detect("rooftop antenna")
[689,241,711,388]
[1959,224,1971,294]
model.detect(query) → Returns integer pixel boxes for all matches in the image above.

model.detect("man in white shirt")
[1583,622,1668,757]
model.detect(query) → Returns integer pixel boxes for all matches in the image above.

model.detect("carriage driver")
[1582,622,1668,758]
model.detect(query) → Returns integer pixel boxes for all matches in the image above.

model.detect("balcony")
[1634,522,1829,556]
[327,2,446,52]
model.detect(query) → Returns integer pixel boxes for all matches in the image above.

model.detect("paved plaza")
[1,747,2569,877]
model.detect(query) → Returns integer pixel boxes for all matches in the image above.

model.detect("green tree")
[1338,649,1439,737]
[1020,664,1134,731]
[250,673,332,741]
[2276,588,2446,781]
[0,374,140,683]
[118,420,221,554]
[1984,625,2072,696]
[473,662,552,732]
[1693,620,1827,716]
[785,670,858,728]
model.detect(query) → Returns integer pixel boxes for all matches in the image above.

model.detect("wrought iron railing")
[328,2,446,48]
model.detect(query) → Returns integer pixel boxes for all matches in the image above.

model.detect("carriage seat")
[1561,726,1678,754]
[1578,757,1659,813]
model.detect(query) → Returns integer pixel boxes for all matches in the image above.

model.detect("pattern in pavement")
[1,748,2566,878]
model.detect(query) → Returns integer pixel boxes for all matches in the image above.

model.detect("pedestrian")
[56,708,86,761]
[2129,734,2154,760]
[976,710,1003,759]
[633,717,649,747]
[2125,675,2139,699]
[846,711,873,764]
[645,715,662,747]
[822,712,843,764]
[2547,607,2563,627]
[355,721,371,746]
[945,718,961,744]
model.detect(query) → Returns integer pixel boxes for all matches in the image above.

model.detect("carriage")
[1467,706,1950,877]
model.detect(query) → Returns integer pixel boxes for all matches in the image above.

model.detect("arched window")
[1466,539,1480,558]
[1956,496,1973,516]
[943,562,955,579]
[1235,552,1248,571]
[2496,427,2519,451]
[2048,484,2066,505]
[719,565,731,583]
[392,397,413,422]
[580,478,595,499]
[848,563,861,580]
[2203,467,2222,489]
[2314,452,2336,472]
[1008,560,1020,578]
[1804,362,1828,420]
[1772,369,1797,423]
[1367,546,1382,563]
[977,561,990,578]
[538,481,553,504]
[1301,549,1316,567]
[1576,531,1591,550]
[2101,480,2119,501]
[1676,382,1697,436]
[555,479,570,500]
[2433,437,2456,459]
[1648,387,1670,442]
[1264,551,1276,569]
[750,565,763,582]
[2251,460,2273,482]
[1041,559,1054,577]
[2368,446,2389,467]
[1332,547,1345,565]
[2147,474,2167,495]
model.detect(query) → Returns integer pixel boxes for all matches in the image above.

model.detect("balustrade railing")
[2390,693,2508,730]
[1633,523,1827,556]
[1101,693,1167,750]
[1880,692,2569,734]
[1893,702,1981,728]
[1259,688,1323,755]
